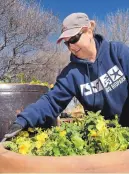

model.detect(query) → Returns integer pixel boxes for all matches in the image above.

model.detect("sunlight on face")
[63,30,94,59]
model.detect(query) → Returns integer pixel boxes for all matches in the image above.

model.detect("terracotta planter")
[0,143,129,173]
[0,84,51,140]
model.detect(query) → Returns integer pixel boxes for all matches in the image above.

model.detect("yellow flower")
[96,120,107,132]
[16,137,25,144]
[35,141,43,149]
[41,82,49,87]
[90,130,97,137]
[49,84,54,88]
[19,141,31,155]
[36,133,48,142]
[74,122,77,125]
[28,127,35,132]
[59,131,66,137]
[55,127,60,131]
[19,131,29,137]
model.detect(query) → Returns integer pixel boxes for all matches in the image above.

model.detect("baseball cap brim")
[57,27,82,44]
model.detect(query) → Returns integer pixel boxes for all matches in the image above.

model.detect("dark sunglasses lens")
[64,41,69,46]
[69,34,80,44]
[64,32,82,46]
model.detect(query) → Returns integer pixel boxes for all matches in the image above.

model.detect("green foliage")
[17,73,26,83]
[0,73,54,89]
[4,111,129,156]
[0,75,12,83]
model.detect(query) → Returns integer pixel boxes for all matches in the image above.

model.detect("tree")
[0,0,63,82]
[14,45,70,83]
[95,9,129,45]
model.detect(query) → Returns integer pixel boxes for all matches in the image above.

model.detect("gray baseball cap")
[57,12,91,43]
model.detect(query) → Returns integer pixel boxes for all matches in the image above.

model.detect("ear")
[90,20,96,31]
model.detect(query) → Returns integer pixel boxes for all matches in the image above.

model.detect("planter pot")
[0,84,52,140]
[0,143,129,172]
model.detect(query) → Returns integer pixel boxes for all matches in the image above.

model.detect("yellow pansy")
[19,142,31,155]
[16,137,25,144]
[90,130,97,137]
[55,127,60,131]
[96,120,107,132]
[28,127,35,132]
[74,122,77,125]
[35,141,43,149]
[59,131,66,137]
[19,131,29,137]
[36,133,48,142]
[49,84,54,88]
[41,82,49,87]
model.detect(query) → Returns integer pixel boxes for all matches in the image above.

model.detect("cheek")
[81,37,91,48]
[77,35,90,47]
[69,44,80,50]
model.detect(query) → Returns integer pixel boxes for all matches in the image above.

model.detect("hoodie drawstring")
[86,58,101,111]
[86,63,96,111]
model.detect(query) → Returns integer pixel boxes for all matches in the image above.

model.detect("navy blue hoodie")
[15,34,129,127]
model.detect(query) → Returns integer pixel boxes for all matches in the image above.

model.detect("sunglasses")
[64,31,83,47]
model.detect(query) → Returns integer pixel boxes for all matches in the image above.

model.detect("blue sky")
[39,0,129,21]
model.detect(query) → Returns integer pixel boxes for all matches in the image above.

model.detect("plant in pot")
[1,111,129,173]
[0,73,54,140]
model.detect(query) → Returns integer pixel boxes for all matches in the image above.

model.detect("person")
[4,12,129,140]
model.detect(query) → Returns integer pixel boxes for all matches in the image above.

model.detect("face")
[63,28,94,59]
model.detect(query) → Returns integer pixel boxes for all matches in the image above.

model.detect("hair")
[81,20,96,33]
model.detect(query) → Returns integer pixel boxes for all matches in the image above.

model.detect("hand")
[4,123,23,139]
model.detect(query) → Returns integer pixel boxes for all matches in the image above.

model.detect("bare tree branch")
[0,0,67,83]
[95,9,129,45]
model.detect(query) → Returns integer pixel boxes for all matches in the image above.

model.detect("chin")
[75,53,83,58]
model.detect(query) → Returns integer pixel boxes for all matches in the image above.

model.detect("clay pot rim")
[1,143,129,172]
[1,142,129,158]
[0,83,48,92]
[0,83,45,86]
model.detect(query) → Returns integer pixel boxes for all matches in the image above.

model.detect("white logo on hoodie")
[80,65,126,96]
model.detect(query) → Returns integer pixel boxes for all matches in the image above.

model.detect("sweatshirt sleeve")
[15,66,75,128]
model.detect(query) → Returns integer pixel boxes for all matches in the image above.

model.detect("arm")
[15,67,75,128]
